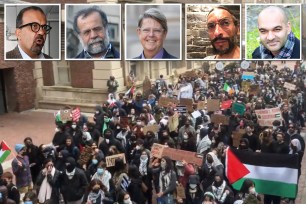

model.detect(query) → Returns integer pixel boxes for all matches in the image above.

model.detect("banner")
[151,143,166,158]
[242,72,255,80]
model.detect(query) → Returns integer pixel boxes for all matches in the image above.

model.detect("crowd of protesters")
[0,61,306,204]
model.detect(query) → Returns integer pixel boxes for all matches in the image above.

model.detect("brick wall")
[42,61,55,86]
[186,5,240,59]
[70,61,94,88]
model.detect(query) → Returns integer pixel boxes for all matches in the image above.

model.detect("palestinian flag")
[0,140,11,163]
[125,86,135,96]
[226,147,299,198]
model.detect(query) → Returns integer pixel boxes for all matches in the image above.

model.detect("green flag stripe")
[0,150,11,163]
[232,178,297,198]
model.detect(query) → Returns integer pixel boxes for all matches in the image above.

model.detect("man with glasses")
[134,8,177,59]
[204,6,240,59]
[252,6,300,59]
[6,6,52,59]
[73,6,119,59]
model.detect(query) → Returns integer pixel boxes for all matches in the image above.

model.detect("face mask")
[249,187,256,194]
[24,201,33,204]
[135,145,140,150]
[140,155,148,161]
[97,168,104,175]
[117,126,121,129]
[161,161,166,170]
[55,128,59,133]
[105,139,110,144]
[183,134,188,140]
[92,159,98,165]
[72,125,77,129]
[95,111,100,114]
[137,122,142,126]
[123,198,132,204]
[272,126,277,130]
[92,188,100,194]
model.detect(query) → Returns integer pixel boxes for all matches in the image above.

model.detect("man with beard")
[73,6,119,59]
[6,6,52,59]
[204,6,240,59]
[252,6,300,59]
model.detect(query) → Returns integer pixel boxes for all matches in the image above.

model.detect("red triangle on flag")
[226,148,250,184]
[1,140,11,151]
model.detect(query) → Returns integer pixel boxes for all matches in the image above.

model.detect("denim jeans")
[157,194,174,204]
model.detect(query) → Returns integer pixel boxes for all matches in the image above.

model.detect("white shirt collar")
[18,44,45,59]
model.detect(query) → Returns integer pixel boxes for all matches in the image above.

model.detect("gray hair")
[138,8,168,32]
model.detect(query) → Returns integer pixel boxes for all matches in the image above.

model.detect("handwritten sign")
[159,97,179,107]
[176,184,186,199]
[241,81,251,93]
[78,146,92,166]
[106,153,126,167]
[151,143,166,158]
[143,125,160,134]
[232,103,246,115]
[207,99,220,112]
[197,101,206,110]
[232,129,246,147]
[284,82,296,91]
[211,114,229,125]
[60,109,72,122]
[180,98,193,112]
[255,108,282,127]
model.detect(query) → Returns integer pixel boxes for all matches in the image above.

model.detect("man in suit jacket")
[72,6,120,59]
[135,8,177,59]
[6,6,52,59]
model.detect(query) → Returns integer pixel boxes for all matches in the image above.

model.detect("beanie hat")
[15,144,25,153]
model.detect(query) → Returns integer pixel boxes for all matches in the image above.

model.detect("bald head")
[258,6,288,26]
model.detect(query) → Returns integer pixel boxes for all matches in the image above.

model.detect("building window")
[53,56,71,86]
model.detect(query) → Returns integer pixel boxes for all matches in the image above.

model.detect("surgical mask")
[24,201,33,204]
[183,134,188,140]
[137,122,142,126]
[123,198,132,204]
[117,126,121,129]
[135,145,140,150]
[92,159,98,165]
[72,125,77,129]
[55,128,60,133]
[97,168,104,175]
[95,111,100,114]
[161,161,166,170]
[272,126,277,130]
[249,187,256,194]
[105,139,110,144]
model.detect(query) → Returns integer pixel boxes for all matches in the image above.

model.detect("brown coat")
[6,46,52,59]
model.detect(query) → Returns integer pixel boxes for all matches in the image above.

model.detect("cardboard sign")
[211,114,229,125]
[242,72,255,80]
[241,81,251,93]
[284,82,296,91]
[221,100,232,110]
[143,125,160,134]
[255,108,282,127]
[60,109,72,122]
[197,101,206,110]
[159,97,179,107]
[162,147,202,166]
[207,99,220,112]
[231,103,246,115]
[179,98,193,112]
[176,184,186,199]
[232,129,246,147]
[249,85,260,95]
[192,110,202,118]
[151,143,166,158]
[168,113,179,132]
[106,153,126,167]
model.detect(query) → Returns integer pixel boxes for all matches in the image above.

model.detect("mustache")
[88,38,105,46]
[211,36,230,44]
[35,35,45,42]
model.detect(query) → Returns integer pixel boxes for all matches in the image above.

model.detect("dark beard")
[211,36,236,55]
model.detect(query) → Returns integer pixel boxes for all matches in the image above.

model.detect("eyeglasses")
[18,22,52,34]
[207,19,232,31]
[139,27,164,36]
[80,26,104,37]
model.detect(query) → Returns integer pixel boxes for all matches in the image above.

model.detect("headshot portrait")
[5,4,60,60]
[246,5,301,60]
[65,4,120,60]
[125,4,181,60]
[186,4,241,60]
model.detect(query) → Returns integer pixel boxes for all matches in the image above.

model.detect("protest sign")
[207,99,220,112]
[168,113,179,132]
[255,108,282,127]
[162,147,202,166]
[231,103,246,115]
[242,72,255,80]
[174,106,187,113]
[176,184,186,199]
[211,114,229,125]
[159,97,179,107]
[78,145,92,166]
[284,82,296,91]
[249,85,260,95]
[191,110,202,118]
[143,125,160,134]
[197,101,206,110]
[241,81,251,93]
[232,129,246,147]
[180,98,193,112]
[106,153,126,167]
[221,100,232,110]
[151,143,166,158]
[60,109,72,122]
